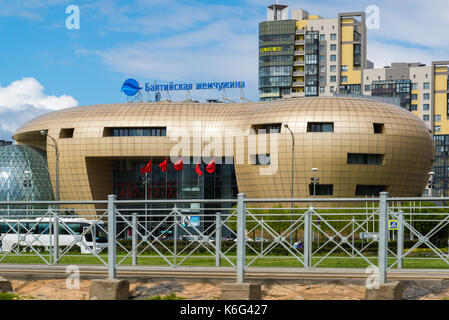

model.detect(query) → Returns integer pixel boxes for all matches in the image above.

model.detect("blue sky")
[1,0,449,141]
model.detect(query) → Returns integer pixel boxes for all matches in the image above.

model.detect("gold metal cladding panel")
[13,98,434,211]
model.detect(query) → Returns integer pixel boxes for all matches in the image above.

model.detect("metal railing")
[1,192,449,284]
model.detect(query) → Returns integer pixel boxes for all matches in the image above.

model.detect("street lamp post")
[40,131,60,206]
[428,171,435,197]
[311,168,318,242]
[283,124,295,244]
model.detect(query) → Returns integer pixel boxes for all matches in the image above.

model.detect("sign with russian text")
[145,81,246,92]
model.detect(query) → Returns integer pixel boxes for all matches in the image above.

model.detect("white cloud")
[0,78,78,140]
[0,77,78,112]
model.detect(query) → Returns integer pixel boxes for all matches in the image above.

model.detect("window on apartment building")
[330,76,337,82]
[330,55,337,62]
[411,104,418,111]
[412,83,418,90]
[423,115,430,121]
[320,87,325,94]
[330,86,335,92]
[330,33,337,40]
[341,76,348,83]
[364,85,371,92]
[366,76,369,80]
[320,66,326,73]
[320,76,325,83]
[330,44,337,51]
[320,34,325,41]
[424,93,430,100]
[320,55,325,62]
[411,94,418,100]
[341,65,348,72]
[424,82,430,89]
[423,104,430,111]
[435,115,442,122]
[435,125,441,133]
[320,45,325,51]
[330,65,337,72]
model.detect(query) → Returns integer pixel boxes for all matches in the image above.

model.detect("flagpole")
[150,158,153,228]
[145,171,148,236]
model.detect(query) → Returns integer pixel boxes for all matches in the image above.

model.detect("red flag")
[140,160,152,175]
[195,161,203,176]
[206,159,215,174]
[174,158,184,171]
[159,158,168,173]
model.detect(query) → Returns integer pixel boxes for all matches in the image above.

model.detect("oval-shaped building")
[12,97,434,208]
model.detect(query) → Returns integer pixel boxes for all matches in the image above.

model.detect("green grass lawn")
[1,253,449,269]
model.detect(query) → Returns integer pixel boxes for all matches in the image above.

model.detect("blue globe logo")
[121,78,142,97]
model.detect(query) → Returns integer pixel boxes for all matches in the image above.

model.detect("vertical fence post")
[378,192,388,284]
[53,212,59,265]
[173,206,178,268]
[397,210,404,269]
[304,208,312,268]
[215,212,222,267]
[237,193,246,283]
[108,194,117,279]
[132,212,138,266]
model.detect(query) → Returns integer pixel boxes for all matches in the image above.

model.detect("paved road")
[0,264,448,282]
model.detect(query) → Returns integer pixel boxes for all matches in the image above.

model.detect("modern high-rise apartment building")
[259,4,371,101]
[258,3,449,197]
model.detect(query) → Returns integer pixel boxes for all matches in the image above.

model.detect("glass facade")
[305,31,319,97]
[259,19,296,101]
[112,157,238,236]
[0,145,54,215]
[433,135,449,197]
[371,79,412,111]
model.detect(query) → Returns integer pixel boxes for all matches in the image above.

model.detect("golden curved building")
[13,97,434,210]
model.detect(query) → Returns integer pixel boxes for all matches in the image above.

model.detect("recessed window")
[330,33,337,40]
[423,115,430,121]
[347,153,384,165]
[355,185,387,196]
[423,104,430,111]
[59,128,74,139]
[373,123,384,134]
[423,93,430,100]
[309,184,333,196]
[307,122,334,132]
[251,123,281,134]
[104,127,167,137]
[434,114,441,122]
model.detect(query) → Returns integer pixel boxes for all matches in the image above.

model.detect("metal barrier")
[1,192,449,283]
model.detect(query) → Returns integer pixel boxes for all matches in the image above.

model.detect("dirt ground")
[7,279,449,300]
